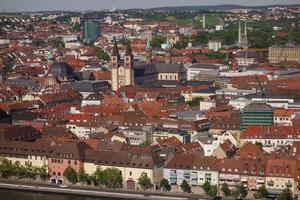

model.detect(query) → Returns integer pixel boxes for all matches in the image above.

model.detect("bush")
[160,178,171,191]
[221,183,231,197]
[181,180,191,193]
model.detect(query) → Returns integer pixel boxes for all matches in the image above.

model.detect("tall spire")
[112,38,120,60]
[238,21,242,46]
[125,41,133,59]
[244,21,248,48]
[146,38,152,64]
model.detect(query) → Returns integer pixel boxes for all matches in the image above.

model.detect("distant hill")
[147,4,300,11]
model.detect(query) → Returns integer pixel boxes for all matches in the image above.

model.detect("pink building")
[48,141,90,184]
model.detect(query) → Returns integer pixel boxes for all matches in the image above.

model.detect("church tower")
[124,42,134,87]
[165,36,172,64]
[146,39,152,64]
[111,39,134,91]
[111,39,120,91]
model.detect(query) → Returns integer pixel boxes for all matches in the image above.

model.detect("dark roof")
[62,81,110,93]
[49,62,74,77]
[74,71,95,81]
[155,63,184,73]
[50,141,91,160]
[188,63,220,70]
[0,139,52,156]
[243,103,273,112]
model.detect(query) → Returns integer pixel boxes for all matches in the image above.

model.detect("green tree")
[73,23,81,31]
[160,178,171,191]
[208,185,218,197]
[254,186,268,199]
[93,167,106,185]
[187,97,204,106]
[202,181,211,194]
[181,180,191,193]
[221,183,231,197]
[277,188,293,200]
[102,168,123,188]
[138,172,152,191]
[32,39,45,47]
[37,166,48,180]
[234,184,248,199]
[151,37,165,48]
[5,63,13,73]
[78,167,88,184]
[0,158,14,178]
[63,166,77,184]
[92,45,110,61]
[255,141,263,148]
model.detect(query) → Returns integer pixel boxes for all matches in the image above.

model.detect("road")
[0,182,190,200]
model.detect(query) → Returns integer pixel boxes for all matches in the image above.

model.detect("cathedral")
[111,39,186,91]
[111,40,134,91]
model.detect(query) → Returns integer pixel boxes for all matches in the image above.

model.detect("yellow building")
[0,139,51,170]
[269,46,300,64]
[84,149,164,189]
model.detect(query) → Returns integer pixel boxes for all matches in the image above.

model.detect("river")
[0,188,115,200]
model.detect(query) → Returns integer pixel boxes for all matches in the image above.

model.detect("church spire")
[125,41,133,59]
[112,38,120,60]
[146,38,152,64]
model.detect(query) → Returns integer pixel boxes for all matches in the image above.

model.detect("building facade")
[269,46,300,64]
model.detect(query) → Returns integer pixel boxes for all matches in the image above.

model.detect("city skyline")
[0,0,300,12]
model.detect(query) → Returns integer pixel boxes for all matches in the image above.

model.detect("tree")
[221,183,231,197]
[160,178,171,191]
[202,181,211,194]
[0,158,14,178]
[181,180,191,193]
[255,141,263,148]
[151,37,165,48]
[138,172,152,191]
[63,166,77,184]
[208,185,218,197]
[254,186,268,199]
[92,45,110,61]
[277,188,293,200]
[187,97,204,106]
[234,184,248,199]
[73,23,81,31]
[78,167,88,184]
[93,167,106,185]
[102,168,123,188]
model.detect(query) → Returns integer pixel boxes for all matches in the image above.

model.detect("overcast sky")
[0,0,299,12]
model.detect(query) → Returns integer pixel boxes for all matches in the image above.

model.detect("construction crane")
[255,75,267,103]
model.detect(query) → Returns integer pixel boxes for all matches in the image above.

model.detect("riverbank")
[0,179,206,200]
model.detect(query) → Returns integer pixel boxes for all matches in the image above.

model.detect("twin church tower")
[111,39,154,91]
[111,40,134,91]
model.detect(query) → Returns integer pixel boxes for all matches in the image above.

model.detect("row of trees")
[0,157,48,180]
[64,166,155,191]
[63,166,123,188]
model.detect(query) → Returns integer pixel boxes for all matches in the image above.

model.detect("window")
[130,171,132,176]
[68,160,71,164]
[74,161,77,165]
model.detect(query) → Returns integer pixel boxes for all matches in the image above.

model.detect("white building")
[164,154,219,189]
[240,125,300,152]
[208,41,222,52]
